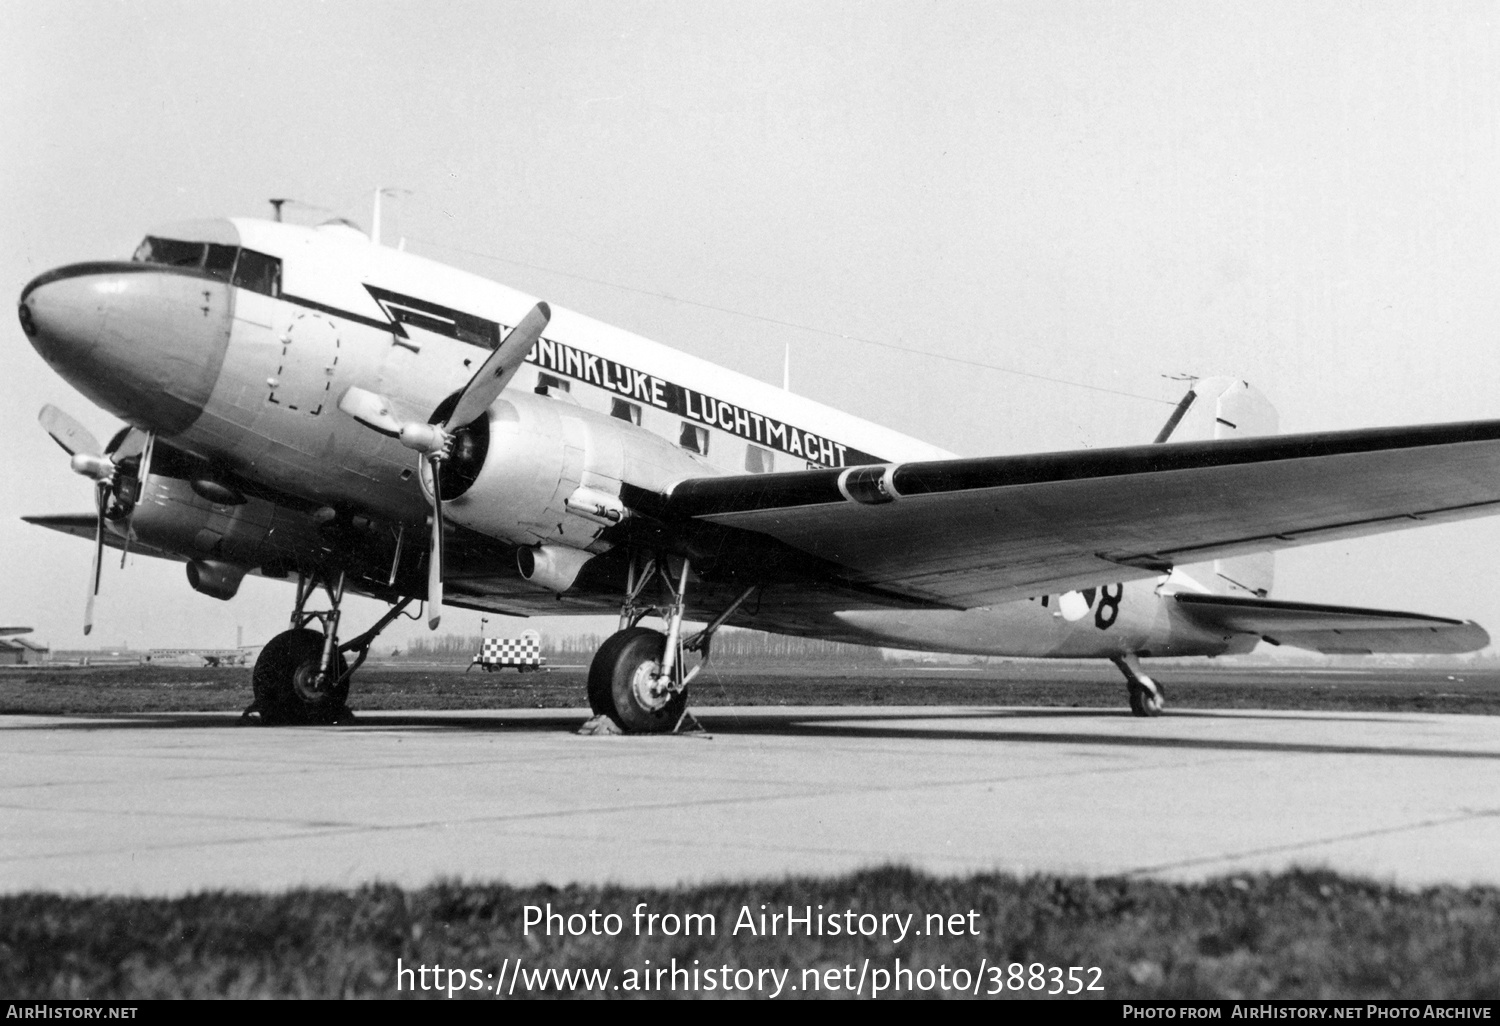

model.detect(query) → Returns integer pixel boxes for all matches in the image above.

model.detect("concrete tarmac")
[4,705,1500,895]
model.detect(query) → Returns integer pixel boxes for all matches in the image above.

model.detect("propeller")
[340,302,551,629]
[119,431,155,568]
[39,405,113,635]
[38,406,159,633]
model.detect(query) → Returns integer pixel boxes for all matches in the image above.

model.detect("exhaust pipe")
[186,559,246,600]
[517,544,594,593]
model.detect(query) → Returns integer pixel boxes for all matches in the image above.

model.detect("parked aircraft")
[145,647,259,667]
[17,216,1498,729]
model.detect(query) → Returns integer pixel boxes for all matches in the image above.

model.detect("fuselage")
[18,216,1250,659]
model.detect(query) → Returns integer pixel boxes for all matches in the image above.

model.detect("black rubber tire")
[587,627,687,733]
[1128,681,1163,718]
[252,628,349,725]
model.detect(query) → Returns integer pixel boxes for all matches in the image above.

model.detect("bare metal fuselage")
[19,217,1255,659]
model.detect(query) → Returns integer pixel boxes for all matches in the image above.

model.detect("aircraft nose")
[19,263,232,435]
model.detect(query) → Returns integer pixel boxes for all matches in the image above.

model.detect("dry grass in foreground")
[4,868,1498,1000]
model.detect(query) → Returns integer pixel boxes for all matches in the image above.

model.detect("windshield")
[131,237,281,296]
[133,236,206,267]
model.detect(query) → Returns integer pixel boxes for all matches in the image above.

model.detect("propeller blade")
[426,458,444,630]
[447,302,551,431]
[84,482,107,635]
[337,387,405,437]
[139,432,155,489]
[120,433,154,569]
[39,405,103,458]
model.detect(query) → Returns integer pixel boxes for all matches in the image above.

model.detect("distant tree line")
[393,627,885,665]
[700,628,885,664]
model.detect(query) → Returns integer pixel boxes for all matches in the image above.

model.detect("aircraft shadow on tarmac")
[6,707,1498,762]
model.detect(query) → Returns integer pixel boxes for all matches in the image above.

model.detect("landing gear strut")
[1111,653,1165,717]
[248,569,412,725]
[586,554,756,734]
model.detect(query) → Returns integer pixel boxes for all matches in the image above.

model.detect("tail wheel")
[587,627,687,733]
[1128,680,1164,718]
[252,628,349,725]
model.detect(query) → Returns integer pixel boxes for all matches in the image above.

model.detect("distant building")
[0,637,49,665]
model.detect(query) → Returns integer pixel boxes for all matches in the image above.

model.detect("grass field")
[5,868,1500,1000]
[3,660,1499,717]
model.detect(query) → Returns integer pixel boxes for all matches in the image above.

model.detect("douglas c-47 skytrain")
[17,216,1500,729]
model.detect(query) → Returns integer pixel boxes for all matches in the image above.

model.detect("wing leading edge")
[644,418,1500,608]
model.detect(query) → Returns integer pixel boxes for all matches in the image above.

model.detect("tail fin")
[1155,377,1278,597]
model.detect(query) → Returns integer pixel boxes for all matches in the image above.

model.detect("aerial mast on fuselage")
[371,187,411,248]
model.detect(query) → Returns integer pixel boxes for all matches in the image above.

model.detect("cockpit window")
[133,237,206,268]
[203,243,237,282]
[231,249,281,297]
[130,237,281,297]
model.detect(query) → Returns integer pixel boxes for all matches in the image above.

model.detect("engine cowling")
[436,390,707,552]
[127,473,327,580]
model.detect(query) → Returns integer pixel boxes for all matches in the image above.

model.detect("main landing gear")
[1111,653,1165,717]
[586,555,757,734]
[247,570,412,725]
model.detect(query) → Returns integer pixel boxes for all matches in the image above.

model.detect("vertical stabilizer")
[1157,377,1278,597]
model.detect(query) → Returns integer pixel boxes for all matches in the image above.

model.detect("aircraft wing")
[21,514,186,564]
[642,418,1500,609]
[1172,593,1489,654]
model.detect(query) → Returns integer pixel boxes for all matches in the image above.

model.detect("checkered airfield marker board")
[471,630,545,671]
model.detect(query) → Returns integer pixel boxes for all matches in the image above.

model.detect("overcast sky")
[5,1,1500,654]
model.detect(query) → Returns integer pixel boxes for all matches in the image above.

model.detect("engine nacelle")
[437,390,709,553]
[127,473,326,576]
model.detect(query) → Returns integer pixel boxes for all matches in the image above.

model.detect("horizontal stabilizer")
[1173,593,1489,654]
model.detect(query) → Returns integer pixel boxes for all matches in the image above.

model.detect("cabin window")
[231,249,282,297]
[745,445,774,474]
[680,423,709,455]
[133,237,206,268]
[536,373,570,394]
[203,244,238,282]
[611,398,641,425]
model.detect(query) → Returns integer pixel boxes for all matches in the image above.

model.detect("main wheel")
[587,627,688,733]
[252,628,349,725]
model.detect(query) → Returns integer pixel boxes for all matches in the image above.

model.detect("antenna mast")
[372,187,411,247]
